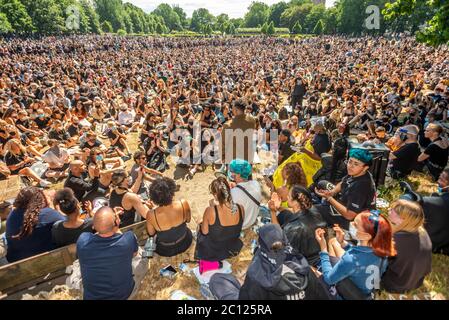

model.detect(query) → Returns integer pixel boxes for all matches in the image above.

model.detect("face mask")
[438,186,448,193]
[96,155,103,162]
[349,223,358,240]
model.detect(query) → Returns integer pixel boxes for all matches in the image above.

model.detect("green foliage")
[291,21,302,34]
[152,3,182,31]
[260,22,268,34]
[280,2,314,30]
[80,0,101,34]
[269,1,288,27]
[0,11,12,33]
[313,19,324,35]
[172,4,187,29]
[267,21,275,35]
[244,1,270,28]
[190,8,214,32]
[116,28,126,35]
[21,0,66,34]
[383,0,447,46]
[95,0,125,32]
[0,0,34,33]
[101,20,113,33]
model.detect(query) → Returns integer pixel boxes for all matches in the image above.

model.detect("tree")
[190,8,214,32]
[244,1,270,27]
[313,19,324,35]
[267,21,275,35]
[291,21,302,34]
[269,1,288,27]
[225,22,236,35]
[101,20,113,33]
[322,6,338,34]
[305,4,326,33]
[95,0,125,32]
[216,13,229,32]
[202,23,213,36]
[261,22,268,34]
[383,0,445,45]
[172,4,187,29]
[280,2,314,30]
[152,3,182,31]
[230,18,244,28]
[80,0,102,34]
[0,0,34,33]
[0,12,12,33]
[22,0,66,34]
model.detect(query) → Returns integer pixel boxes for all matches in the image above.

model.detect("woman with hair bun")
[5,187,65,262]
[52,188,94,248]
[195,177,245,262]
[268,185,326,266]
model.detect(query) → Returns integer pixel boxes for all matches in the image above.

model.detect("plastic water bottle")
[251,240,258,255]
[143,237,156,259]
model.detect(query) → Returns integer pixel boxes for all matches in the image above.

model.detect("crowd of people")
[0,34,448,300]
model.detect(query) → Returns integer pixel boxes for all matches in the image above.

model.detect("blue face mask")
[96,155,103,162]
[438,186,448,193]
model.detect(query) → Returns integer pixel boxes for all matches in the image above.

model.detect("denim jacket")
[320,244,387,296]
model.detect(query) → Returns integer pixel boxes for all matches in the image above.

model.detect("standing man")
[290,75,307,112]
[221,99,257,165]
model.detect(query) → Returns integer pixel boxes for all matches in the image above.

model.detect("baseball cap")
[228,159,252,180]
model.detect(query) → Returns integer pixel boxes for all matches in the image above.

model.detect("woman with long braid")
[195,177,245,263]
[5,187,65,262]
[268,185,326,267]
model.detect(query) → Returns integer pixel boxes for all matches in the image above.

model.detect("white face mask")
[349,223,358,240]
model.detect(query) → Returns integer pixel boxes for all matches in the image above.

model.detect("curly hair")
[290,185,313,212]
[209,177,238,214]
[13,187,49,240]
[283,162,307,188]
[149,177,177,206]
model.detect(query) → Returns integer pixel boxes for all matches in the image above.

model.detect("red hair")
[360,212,397,258]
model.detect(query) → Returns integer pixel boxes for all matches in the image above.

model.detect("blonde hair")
[390,199,425,233]
[4,139,26,155]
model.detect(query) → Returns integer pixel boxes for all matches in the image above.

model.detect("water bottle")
[143,237,156,259]
[251,240,258,255]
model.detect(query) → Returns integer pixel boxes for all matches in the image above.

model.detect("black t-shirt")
[80,139,102,150]
[312,133,331,157]
[67,124,80,137]
[48,129,70,142]
[4,152,26,174]
[51,219,94,248]
[424,139,449,169]
[392,143,420,175]
[35,117,50,129]
[107,128,126,148]
[15,118,30,129]
[339,172,376,213]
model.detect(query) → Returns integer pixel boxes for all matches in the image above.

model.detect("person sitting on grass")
[315,148,377,230]
[381,200,432,293]
[269,185,327,267]
[314,211,396,299]
[3,139,51,188]
[41,139,71,182]
[146,177,193,257]
[196,177,244,264]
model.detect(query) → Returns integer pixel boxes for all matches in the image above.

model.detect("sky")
[126,0,337,19]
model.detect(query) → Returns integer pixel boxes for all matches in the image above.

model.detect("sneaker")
[39,180,52,188]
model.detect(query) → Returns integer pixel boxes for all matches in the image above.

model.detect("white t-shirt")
[231,180,262,230]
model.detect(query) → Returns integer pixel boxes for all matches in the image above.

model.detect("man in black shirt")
[48,120,72,147]
[67,116,81,138]
[278,129,295,165]
[64,160,100,201]
[389,125,421,179]
[299,123,331,161]
[290,76,307,111]
[315,148,377,230]
[417,123,449,181]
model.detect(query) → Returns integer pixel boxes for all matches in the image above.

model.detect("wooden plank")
[0,175,21,202]
[0,221,148,297]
